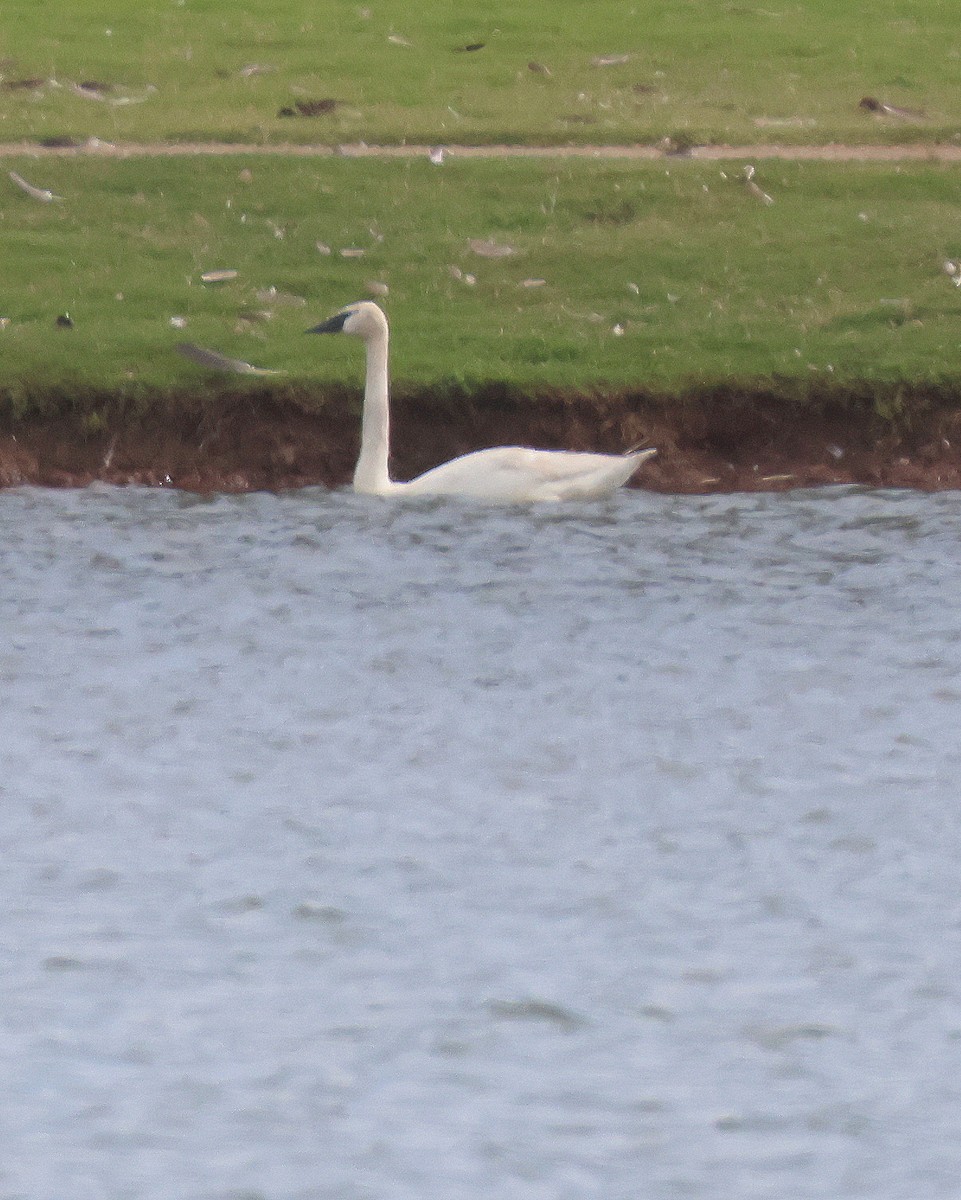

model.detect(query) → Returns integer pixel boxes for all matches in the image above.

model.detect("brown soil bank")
[3,382,961,494]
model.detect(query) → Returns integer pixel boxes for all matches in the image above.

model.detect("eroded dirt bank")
[3,383,961,494]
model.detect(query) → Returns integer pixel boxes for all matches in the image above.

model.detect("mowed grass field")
[1,0,961,147]
[3,2,961,413]
[3,153,961,410]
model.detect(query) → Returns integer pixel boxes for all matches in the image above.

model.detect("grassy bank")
[2,153,961,415]
[2,0,961,148]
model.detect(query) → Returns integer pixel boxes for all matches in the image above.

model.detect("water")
[2,483,961,1200]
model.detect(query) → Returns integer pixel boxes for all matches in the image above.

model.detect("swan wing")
[404,446,655,502]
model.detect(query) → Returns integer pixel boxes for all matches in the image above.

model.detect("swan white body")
[308,301,656,502]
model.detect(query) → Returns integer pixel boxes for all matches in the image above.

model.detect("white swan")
[307,302,656,502]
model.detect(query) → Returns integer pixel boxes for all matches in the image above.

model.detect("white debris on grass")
[175,343,284,375]
[743,164,774,205]
[469,238,516,258]
[9,170,62,203]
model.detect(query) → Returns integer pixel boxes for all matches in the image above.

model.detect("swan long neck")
[353,320,393,494]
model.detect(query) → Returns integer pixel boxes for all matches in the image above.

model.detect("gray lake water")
[2,483,961,1200]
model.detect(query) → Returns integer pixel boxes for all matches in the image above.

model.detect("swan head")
[306,301,387,340]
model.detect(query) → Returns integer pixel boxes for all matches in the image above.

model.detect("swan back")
[404,445,656,502]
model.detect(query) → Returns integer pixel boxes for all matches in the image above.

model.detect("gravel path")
[1,139,960,161]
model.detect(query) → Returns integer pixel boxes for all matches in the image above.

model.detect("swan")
[307,301,656,502]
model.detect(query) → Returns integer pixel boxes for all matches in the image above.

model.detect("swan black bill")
[306,312,349,334]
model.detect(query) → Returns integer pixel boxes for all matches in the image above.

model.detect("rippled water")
[3,483,961,1200]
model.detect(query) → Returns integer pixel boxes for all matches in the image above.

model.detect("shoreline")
[4,141,961,496]
[3,386,961,495]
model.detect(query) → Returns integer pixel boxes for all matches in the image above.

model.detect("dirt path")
[2,139,961,162]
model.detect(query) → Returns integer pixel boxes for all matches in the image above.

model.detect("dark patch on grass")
[577,198,639,225]
[512,337,582,366]
[278,98,340,118]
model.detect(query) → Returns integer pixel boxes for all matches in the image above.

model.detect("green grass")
[3,2,960,427]
[3,153,961,414]
[2,0,961,147]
